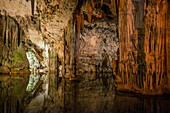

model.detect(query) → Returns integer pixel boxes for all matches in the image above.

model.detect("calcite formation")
[0,0,79,74]
[0,0,169,95]
[0,15,29,74]
[79,20,118,73]
[117,0,170,94]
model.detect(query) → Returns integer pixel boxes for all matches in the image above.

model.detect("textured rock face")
[0,0,45,74]
[79,20,118,72]
[68,0,118,74]
[167,1,170,92]
[48,0,118,75]
[0,15,29,74]
[0,0,32,17]
[117,0,170,94]
[38,0,79,69]
[39,0,78,43]
[0,0,79,74]
[0,0,169,95]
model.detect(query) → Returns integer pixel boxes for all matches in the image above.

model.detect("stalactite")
[31,0,35,16]
[91,0,95,8]
[166,1,170,91]
[117,0,169,94]
[111,0,117,15]
[4,16,7,45]
[10,26,12,49]
[111,0,114,6]
[87,0,92,23]
[6,16,8,47]
[75,12,81,75]
[0,15,28,74]
[101,0,103,7]
[76,13,81,46]
[18,26,20,47]
[63,28,66,77]
[144,0,168,90]
[72,9,85,75]
[81,11,84,32]
[38,17,41,32]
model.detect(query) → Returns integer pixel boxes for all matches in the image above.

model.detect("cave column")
[166,2,170,91]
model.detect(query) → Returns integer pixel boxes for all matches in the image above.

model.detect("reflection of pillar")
[45,74,49,98]
[62,79,65,108]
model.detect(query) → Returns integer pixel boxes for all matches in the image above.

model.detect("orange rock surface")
[117,0,170,94]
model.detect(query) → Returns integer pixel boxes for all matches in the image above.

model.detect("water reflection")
[26,74,40,92]
[0,74,29,113]
[25,73,49,113]
[0,73,170,113]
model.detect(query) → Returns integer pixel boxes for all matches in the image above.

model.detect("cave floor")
[0,73,170,113]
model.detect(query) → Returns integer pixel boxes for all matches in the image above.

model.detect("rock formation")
[0,15,29,74]
[0,0,169,95]
[79,20,118,73]
[117,0,170,95]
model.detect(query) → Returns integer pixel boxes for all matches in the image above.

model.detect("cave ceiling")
[0,0,117,46]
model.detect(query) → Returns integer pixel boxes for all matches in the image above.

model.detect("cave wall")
[79,20,118,73]
[0,0,79,75]
[69,1,119,74]
[39,0,79,75]
[117,0,170,94]
[167,1,170,92]
[0,0,48,74]
[0,0,32,17]
[48,16,74,76]
[0,15,29,74]
[38,0,78,44]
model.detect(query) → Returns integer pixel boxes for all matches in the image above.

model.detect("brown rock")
[117,0,169,94]
[0,66,10,74]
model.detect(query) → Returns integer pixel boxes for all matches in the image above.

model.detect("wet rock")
[11,68,31,74]
[12,44,29,71]
[0,66,10,74]
[0,15,30,74]
[26,93,44,113]
[0,75,29,113]
[0,74,10,82]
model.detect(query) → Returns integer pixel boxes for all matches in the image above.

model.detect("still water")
[0,73,170,113]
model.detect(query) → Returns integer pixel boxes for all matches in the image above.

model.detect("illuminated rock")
[117,0,169,95]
